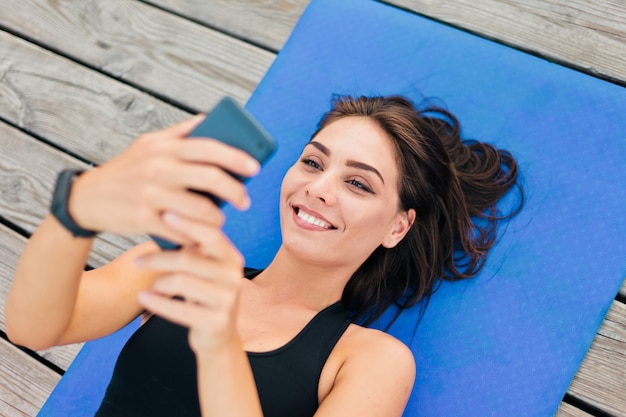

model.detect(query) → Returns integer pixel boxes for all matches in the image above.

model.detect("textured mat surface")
[40,0,625,416]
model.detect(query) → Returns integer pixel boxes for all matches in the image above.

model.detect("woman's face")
[279,116,413,270]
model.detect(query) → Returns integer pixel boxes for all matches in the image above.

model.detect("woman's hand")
[133,211,245,354]
[134,211,265,417]
[69,115,260,246]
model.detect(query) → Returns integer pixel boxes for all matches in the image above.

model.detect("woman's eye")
[347,179,373,193]
[301,158,321,170]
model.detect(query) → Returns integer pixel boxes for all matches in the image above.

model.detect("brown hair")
[313,95,524,326]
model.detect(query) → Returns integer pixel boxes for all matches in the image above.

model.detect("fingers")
[135,248,244,353]
[144,271,240,307]
[159,113,206,137]
[161,212,243,261]
[178,138,260,178]
[146,115,260,180]
[137,288,237,353]
[135,248,242,309]
[140,119,260,211]
[73,114,261,239]
[156,190,226,226]
[135,240,243,279]
[159,164,251,210]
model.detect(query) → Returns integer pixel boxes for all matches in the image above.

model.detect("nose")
[305,172,337,206]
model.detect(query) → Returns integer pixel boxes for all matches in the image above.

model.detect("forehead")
[312,116,399,171]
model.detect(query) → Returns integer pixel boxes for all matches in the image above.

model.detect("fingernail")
[138,291,151,305]
[163,211,180,225]
[246,159,260,174]
[242,195,251,210]
[134,256,145,267]
[191,113,206,122]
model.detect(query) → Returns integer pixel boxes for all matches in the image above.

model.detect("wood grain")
[144,0,626,84]
[554,402,593,417]
[0,31,188,164]
[0,121,146,267]
[0,1,625,415]
[567,300,626,416]
[386,0,626,84]
[0,339,60,417]
[145,0,308,51]
[0,0,275,111]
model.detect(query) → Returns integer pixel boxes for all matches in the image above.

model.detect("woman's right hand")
[68,115,260,246]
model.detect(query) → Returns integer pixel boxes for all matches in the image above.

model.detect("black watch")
[50,169,98,238]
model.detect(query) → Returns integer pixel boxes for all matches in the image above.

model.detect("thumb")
[163,114,206,138]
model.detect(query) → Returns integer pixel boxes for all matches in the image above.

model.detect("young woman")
[5,95,522,416]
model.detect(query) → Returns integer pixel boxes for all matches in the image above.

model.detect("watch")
[50,169,98,238]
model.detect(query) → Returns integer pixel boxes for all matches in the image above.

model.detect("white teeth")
[297,209,333,229]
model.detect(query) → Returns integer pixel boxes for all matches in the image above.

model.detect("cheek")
[347,202,394,236]
[280,165,297,194]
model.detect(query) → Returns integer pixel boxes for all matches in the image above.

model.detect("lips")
[293,205,337,230]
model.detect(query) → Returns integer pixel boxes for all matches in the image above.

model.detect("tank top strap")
[247,301,352,417]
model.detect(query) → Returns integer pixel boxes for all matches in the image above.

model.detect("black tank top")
[95,270,351,417]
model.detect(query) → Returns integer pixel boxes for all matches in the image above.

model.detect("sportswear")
[95,270,351,417]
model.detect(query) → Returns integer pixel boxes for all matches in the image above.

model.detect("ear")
[382,208,416,249]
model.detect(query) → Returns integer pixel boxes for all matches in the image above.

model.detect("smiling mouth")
[294,207,337,230]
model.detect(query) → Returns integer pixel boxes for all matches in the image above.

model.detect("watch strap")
[50,169,98,238]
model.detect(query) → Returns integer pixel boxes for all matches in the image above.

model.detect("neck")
[253,246,355,311]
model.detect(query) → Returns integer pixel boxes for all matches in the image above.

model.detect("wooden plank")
[567,300,626,416]
[0,0,275,111]
[145,0,308,52]
[554,402,593,417]
[0,221,83,371]
[0,1,624,415]
[0,339,60,417]
[386,0,626,84]
[0,121,145,267]
[0,31,188,164]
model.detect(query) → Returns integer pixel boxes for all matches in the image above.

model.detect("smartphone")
[152,97,276,250]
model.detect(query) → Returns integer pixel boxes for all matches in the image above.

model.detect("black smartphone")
[152,97,276,250]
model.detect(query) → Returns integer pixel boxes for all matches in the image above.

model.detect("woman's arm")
[6,214,96,349]
[316,330,416,417]
[5,115,259,350]
[5,211,167,348]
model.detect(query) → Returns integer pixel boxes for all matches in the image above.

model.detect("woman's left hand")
[135,211,244,354]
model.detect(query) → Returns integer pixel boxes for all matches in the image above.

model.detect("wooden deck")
[0,1,624,416]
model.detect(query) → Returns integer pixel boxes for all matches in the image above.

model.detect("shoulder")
[341,324,415,374]
[317,324,415,416]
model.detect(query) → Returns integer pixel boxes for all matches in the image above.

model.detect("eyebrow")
[307,141,385,184]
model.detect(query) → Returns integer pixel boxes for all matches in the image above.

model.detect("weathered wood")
[144,0,626,84]
[0,121,146,267]
[554,402,593,417]
[145,0,307,52]
[387,0,626,84]
[0,0,625,415]
[0,0,275,111]
[0,222,83,371]
[0,339,60,417]
[567,300,626,416]
[0,30,188,164]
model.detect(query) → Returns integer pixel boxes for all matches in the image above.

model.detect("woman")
[5,95,522,416]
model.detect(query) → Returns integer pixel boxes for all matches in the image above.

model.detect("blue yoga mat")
[40,0,626,416]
